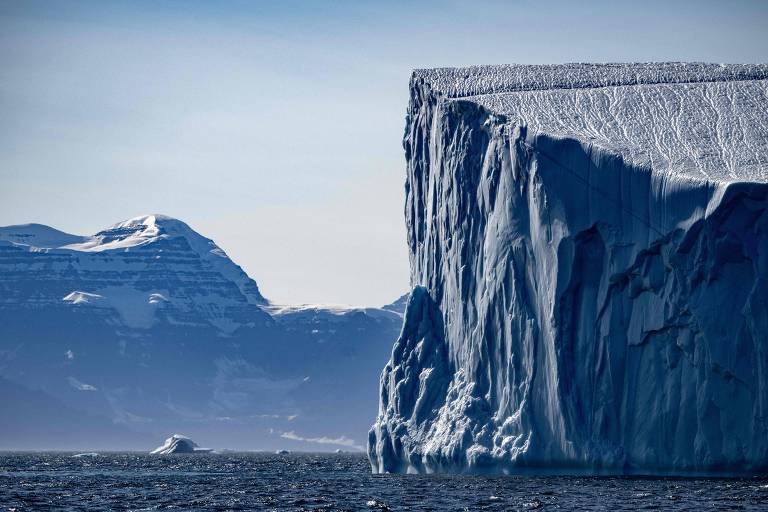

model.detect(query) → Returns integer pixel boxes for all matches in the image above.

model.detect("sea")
[1,452,767,511]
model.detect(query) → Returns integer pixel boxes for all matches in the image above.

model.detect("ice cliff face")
[370,63,768,475]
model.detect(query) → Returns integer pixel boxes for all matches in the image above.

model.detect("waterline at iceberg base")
[369,63,768,475]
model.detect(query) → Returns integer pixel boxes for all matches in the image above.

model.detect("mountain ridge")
[0,214,405,451]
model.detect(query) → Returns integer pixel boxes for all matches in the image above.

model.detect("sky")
[1,0,767,306]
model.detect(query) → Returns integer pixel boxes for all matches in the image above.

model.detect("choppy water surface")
[1,453,767,511]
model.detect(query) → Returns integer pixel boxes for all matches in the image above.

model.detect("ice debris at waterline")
[369,63,768,475]
[150,434,211,454]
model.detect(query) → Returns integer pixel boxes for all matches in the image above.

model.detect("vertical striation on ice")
[369,63,768,475]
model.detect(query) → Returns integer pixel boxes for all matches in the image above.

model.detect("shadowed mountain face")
[0,215,403,452]
[0,377,151,451]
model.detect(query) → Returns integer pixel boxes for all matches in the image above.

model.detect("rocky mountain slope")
[369,63,768,475]
[0,215,403,451]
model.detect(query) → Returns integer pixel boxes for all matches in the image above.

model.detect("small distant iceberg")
[72,452,100,458]
[150,434,212,454]
[275,449,291,455]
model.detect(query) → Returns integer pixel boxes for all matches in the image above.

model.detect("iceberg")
[150,434,211,454]
[369,63,768,475]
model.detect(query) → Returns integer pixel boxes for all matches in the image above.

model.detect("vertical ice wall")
[369,64,768,474]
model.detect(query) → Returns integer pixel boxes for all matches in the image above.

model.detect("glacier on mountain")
[369,63,768,475]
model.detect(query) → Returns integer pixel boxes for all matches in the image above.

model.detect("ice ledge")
[414,62,768,98]
[412,63,768,185]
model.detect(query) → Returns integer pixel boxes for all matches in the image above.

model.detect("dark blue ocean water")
[1,452,766,511]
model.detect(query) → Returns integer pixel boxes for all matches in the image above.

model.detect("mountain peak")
[66,214,203,252]
[0,214,195,252]
[0,223,86,248]
[1,214,268,309]
[105,214,189,235]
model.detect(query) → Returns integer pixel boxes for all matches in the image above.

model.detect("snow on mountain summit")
[0,214,268,331]
[64,214,218,253]
[0,223,87,249]
[1,214,212,252]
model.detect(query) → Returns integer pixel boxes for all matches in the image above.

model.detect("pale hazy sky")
[1,0,767,305]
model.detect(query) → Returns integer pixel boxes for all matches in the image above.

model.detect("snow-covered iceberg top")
[413,62,768,97]
[150,434,211,454]
[413,63,768,184]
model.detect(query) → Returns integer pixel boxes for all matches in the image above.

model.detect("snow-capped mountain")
[0,215,404,451]
[369,63,768,475]
[0,214,269,332]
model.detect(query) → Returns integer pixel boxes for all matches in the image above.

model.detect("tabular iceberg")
[369,63,768,475]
